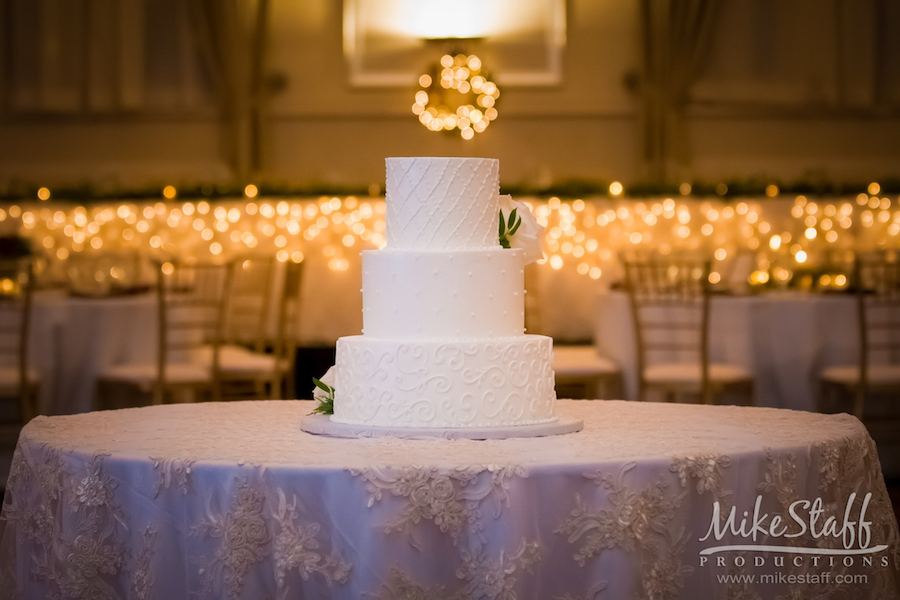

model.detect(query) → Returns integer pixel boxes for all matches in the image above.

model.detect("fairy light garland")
[412,53,499,140]
[5,194,900,292]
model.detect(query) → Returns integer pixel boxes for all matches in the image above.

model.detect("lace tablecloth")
[2,400,898,599]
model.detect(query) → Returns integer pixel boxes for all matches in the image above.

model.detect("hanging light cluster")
[412,53,499,140]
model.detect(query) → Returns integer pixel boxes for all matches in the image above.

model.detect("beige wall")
[1,0,898,189]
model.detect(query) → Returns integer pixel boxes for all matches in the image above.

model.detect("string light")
[5,192,898,288]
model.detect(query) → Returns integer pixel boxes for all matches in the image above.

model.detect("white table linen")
[1,400,898,599]
[595,291,857,410]
[29,292,156,414]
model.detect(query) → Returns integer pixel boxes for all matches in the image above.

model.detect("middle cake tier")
[362,247,526,338]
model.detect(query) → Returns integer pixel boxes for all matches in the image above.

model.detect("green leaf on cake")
[508,215,522,236]
[507,208,518,231]
[310,397,334,415]
[311,377,335,415]
[498,208,522,249]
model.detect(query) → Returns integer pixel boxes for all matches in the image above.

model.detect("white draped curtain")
[186,0,270,180]
[638,0,721,184]
[2,0,204,113]
[638,0,900,183]
[1,0,271,180]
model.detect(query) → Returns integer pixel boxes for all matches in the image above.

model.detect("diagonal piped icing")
[385,157,500,250]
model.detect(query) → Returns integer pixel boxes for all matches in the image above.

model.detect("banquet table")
[1,400,898,599]
[28,292,157,415]
[595,290,858,411]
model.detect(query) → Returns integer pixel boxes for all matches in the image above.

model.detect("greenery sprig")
[499,208,522,249]
[310,377,335,415]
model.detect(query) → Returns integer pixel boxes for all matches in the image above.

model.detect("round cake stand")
[300,414,584,440]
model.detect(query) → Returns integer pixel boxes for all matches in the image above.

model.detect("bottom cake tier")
[332,335,557,428]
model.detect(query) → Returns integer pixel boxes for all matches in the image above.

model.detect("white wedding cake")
[330,157,558,429]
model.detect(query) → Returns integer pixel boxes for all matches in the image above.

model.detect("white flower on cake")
[498,195,544,264]
[311,366,336,415]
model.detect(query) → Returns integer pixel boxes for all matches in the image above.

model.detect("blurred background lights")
[4,190,898,285]
[413,53,499,139]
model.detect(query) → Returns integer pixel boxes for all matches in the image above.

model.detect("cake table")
[2,400,899,599]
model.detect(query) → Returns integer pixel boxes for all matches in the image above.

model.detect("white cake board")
[300,414,583,440]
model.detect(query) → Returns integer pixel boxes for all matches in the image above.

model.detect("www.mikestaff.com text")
[716,572,868,586]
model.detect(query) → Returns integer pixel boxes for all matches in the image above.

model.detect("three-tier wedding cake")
[329,157,560,430]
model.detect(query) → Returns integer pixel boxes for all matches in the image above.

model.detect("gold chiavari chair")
[552,345,622,399]
[217,260,303,399]
[97,260,232,406]
[224,256,275,352]
[0,259,38,428]
[217,255,275,399]
[623,256,754,404]
[820,254,900,420]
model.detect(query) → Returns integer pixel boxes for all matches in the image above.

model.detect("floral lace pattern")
[669,454,732,504]
[556,463,692,599]
[271,489,351,588]
[456,539,541,600]
[370,539,541,600]
[758,449,798,510]
[191,479,271,599]
[352,463,527,547]
[1,448,132,600]
[0,400,897,599]
[152,456,194,497]
[131,526,157,600]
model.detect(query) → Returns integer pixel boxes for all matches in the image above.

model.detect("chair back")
[855,254,900,404]
[274,260,304,398]
[622,257,712,401]
[155,260,232,399]
[0,259,35,420]
[226,256,275,352]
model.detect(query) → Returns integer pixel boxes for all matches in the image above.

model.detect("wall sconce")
[343,0,566,87]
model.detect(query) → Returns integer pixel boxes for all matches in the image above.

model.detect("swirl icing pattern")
[333,336,557,428]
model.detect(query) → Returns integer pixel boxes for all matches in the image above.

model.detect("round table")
[29,292,157,414]
[1,400,898,599]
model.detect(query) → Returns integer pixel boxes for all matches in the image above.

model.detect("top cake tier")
[385,157,500,250]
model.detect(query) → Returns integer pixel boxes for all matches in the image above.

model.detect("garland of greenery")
[1,177,897,203]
